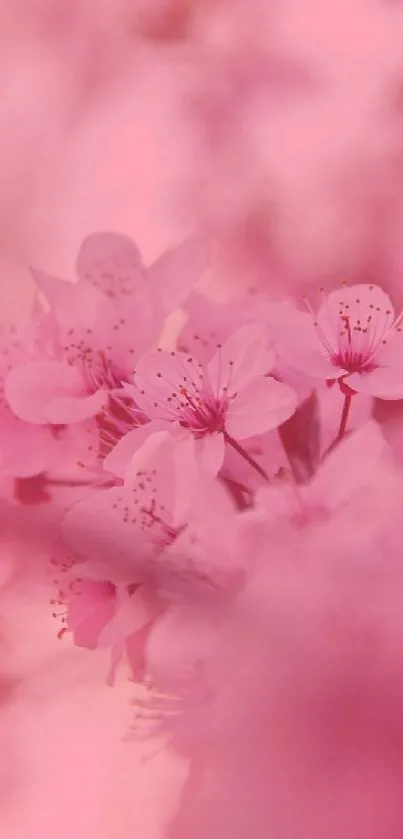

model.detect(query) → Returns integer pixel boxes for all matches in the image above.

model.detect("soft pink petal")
[123,427,174,485]
[44,388,107,424]
[372,332,403,369]
[148,237,210,315]
[5,360,86,423]
[312,420,387,510]
[347,367,403,400]
[31,268,71,308]
[97,587,155,648]
[0,419,57,478]
[208,325,275,396]
[35,266,117,341]
[75,231,144,298]
[170,434,201,522]
[226,377,297,439]
[66,579,116,648]
[195,432,225,476]
[103,421,160,478]
[278,344,346,379]
[119,284,162,355]
[133,349,204,419]
[62,488,154,583]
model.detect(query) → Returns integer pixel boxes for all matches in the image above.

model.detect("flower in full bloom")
[279,284,403,399]
[60,431,243,686]
[111,324,297,476]
[4,233,209,458]
[0,308,100,481]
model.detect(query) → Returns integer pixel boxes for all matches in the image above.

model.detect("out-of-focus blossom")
[60,431,242,685]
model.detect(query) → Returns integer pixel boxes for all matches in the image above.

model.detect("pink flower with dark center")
[280,284,403,399]
[5,232,208,459]
[117,325,297,477]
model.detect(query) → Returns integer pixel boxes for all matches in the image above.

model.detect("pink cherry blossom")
[60,432,242,686]
[4,232,209,460]
[249,420,388,532]
[50,547,157,686]
[61,432,233,582]
[0,313,99,481]
[122,325,297,476]
[280,284,403,399]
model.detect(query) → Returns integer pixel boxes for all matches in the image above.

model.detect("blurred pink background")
[3,0,403,836]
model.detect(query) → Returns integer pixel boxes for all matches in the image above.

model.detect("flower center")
[178,386,227,437]
[97,393,147,459]
[305,286,403,375]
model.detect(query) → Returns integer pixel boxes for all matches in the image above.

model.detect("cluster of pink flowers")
[2,228,403,708]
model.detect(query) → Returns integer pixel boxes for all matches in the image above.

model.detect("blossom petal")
[347,367,403,400]
[226,377,297,439]
[195,432,225,476]
[44,388,107,424]
[0,419,57,478]
[103,421,163,478]
[133,349,204,420]
[148,237,210,315]
[5,361,86,424]
[208,325,275,397]
[75,231,144,298]
[312,420,387,509]
[31,267,71,307]
[97,588,155,648]
[66,580,116,648]
[62,488,154,583]
[278,344,345,380]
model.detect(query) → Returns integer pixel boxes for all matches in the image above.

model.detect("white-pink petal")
[44,388,107,424]
[148,237,209,315]
[103,421,163,478]
[208,325,275,397]
[312,420,387,511]
[278,344,346,380]
[225,377,297,439]
[5,360,87,424]
[97,588,154,648]
[75,231,143,298]
[195,432,226,476]
[347,367,403,400]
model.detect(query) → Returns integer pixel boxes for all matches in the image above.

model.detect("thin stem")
[224,432,270,482]
[321,391,353,461]
[337,392,352,442]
